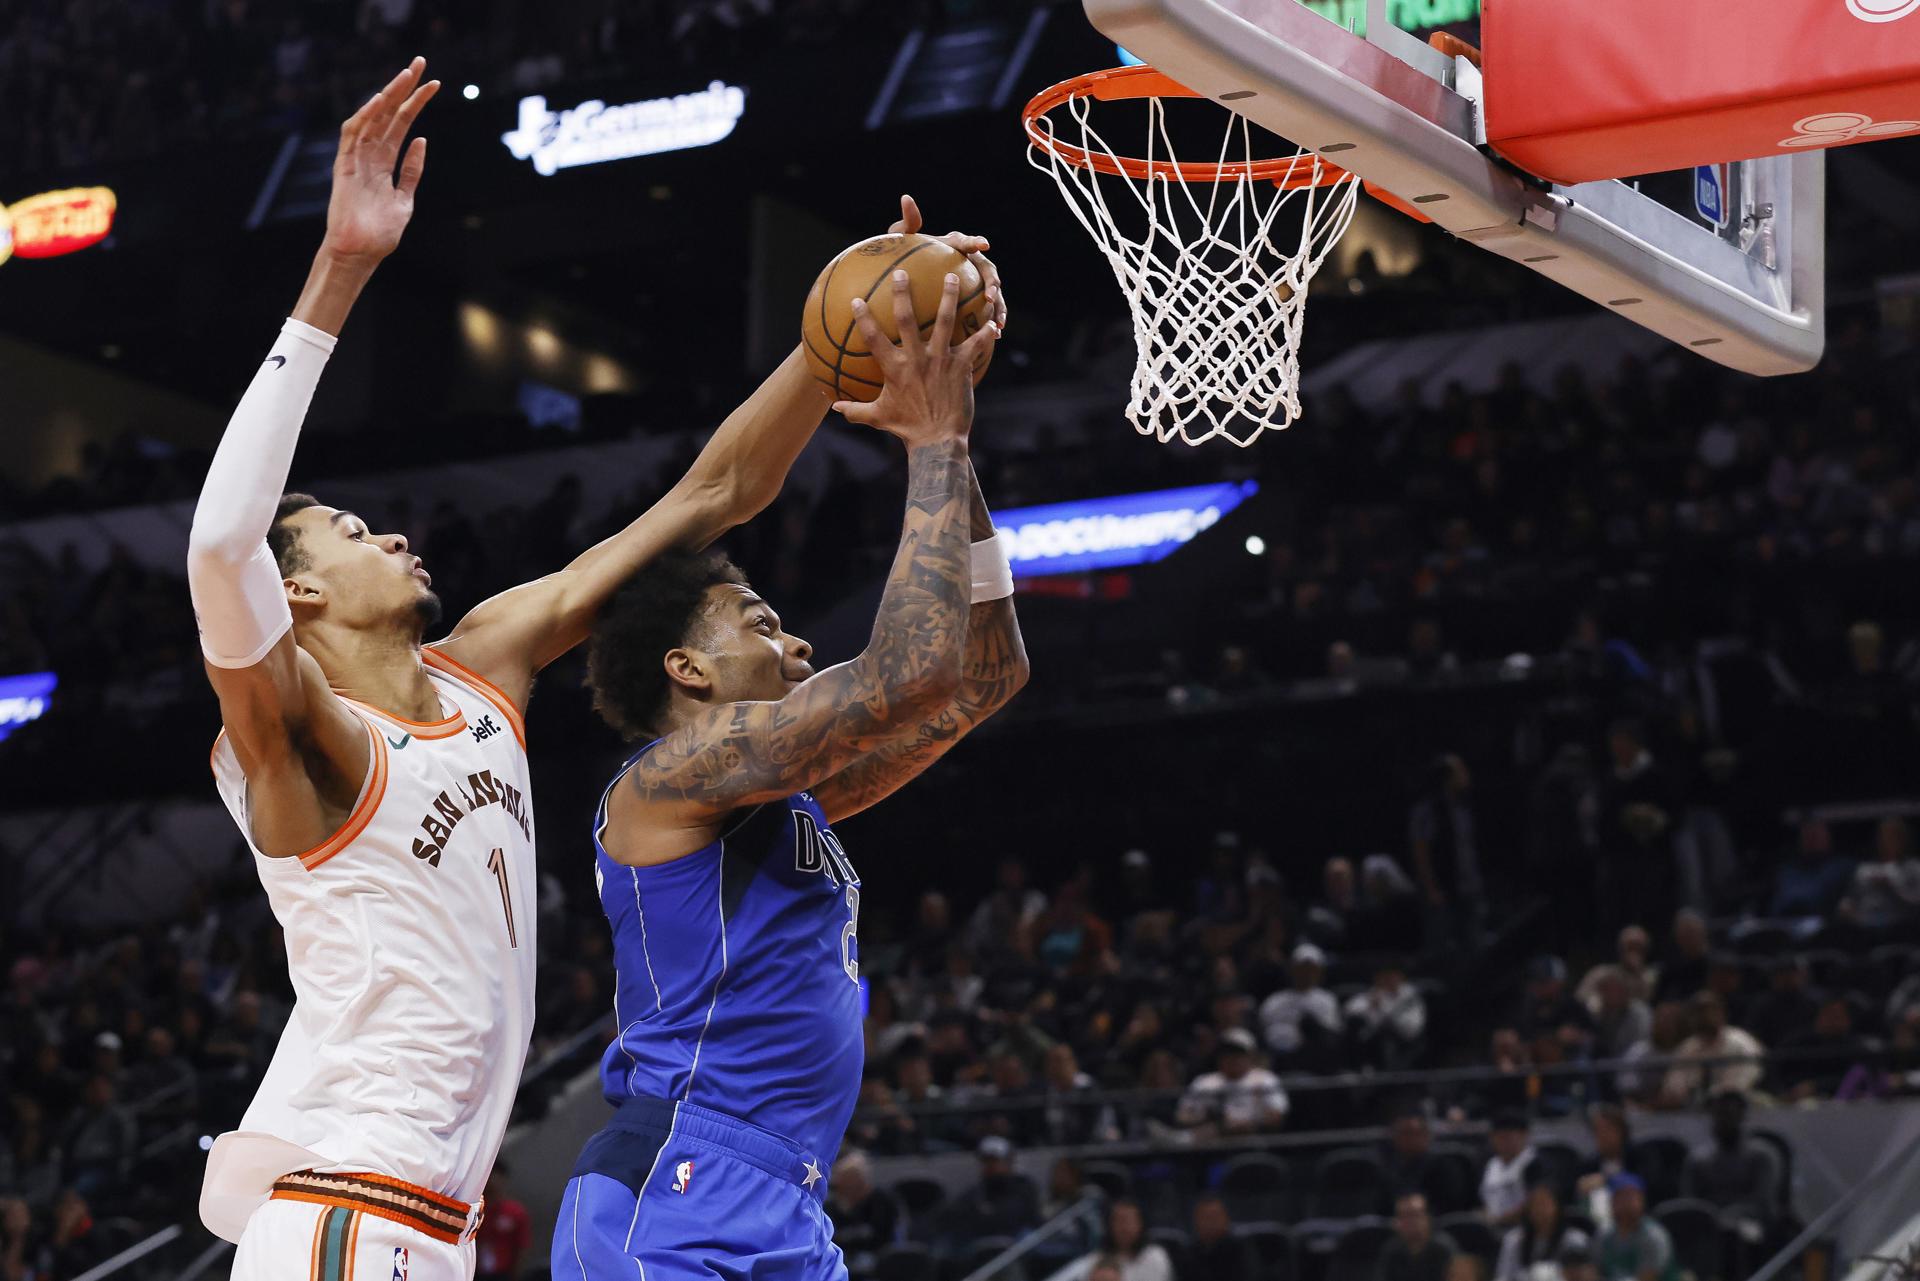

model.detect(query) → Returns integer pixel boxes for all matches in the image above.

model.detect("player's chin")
[412,589,444,629]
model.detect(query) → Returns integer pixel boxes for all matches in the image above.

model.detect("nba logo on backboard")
[391,1247,409,1280]
[672,1160,694,1193]
[1694,164,1729,229]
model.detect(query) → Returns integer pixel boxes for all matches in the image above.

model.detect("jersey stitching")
[569,1180,590,1281]
[622,1101,680,1253]
[683,844,729,1101]
[630,869,666,1015]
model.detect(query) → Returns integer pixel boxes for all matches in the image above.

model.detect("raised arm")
[808,461,1029,823]
[621,271,1000,830]
[432,197,1009,708]
[426,346,834,704]
[188,59,436,856]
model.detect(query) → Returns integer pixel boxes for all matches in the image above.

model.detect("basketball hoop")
[1024,66,1363,448]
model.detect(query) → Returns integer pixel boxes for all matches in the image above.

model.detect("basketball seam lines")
[810,239,986,398]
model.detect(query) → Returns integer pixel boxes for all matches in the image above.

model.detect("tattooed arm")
[612,271,1000,854]
[809,463,1029,823]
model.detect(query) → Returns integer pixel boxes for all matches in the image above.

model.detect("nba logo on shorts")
[672,1160,694,1193]
[391,1247,409,1280]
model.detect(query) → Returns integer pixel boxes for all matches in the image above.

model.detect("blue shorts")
[551,1095,848,1281]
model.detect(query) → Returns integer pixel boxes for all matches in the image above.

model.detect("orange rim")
[1022,65,1354,188]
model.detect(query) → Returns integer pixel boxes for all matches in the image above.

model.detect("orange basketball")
[802,232,994,404]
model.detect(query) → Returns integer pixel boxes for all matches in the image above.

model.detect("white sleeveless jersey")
[199,647,537,1243]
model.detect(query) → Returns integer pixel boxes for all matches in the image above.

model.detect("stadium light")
[463,84,480,100]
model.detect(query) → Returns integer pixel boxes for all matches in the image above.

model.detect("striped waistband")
[583,1095,829,1200]
[271,1170,483,1245]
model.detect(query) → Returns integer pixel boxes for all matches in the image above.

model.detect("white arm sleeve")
[187,318,337,669]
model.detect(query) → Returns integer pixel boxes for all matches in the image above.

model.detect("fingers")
[959,313,1003,365]
[384,75,441,150]
[832,399,880,426]
[349,57,424,155]
[928,272,960,351]
[943,232,990,255]
[397,136,428,199]
[890,194,921,236]
[847,298,899,373]
[888,270,922,357]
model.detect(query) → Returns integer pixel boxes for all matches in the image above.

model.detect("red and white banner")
[1483,0,1920,183]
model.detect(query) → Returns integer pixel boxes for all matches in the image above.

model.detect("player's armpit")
[206,634,371,857]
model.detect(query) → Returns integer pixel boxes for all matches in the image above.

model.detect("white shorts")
[230,1195,476,1281]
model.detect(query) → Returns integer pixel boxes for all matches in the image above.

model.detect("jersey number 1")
[488,848,519,948]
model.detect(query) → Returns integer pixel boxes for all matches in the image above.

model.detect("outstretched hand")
[833,269,1000,446]
[323,57,440,265]
[890,194,1009,335]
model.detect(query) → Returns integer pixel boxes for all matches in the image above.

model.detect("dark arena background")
[5,1,1920,1279]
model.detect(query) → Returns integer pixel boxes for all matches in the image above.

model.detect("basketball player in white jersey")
[186,58,1004,1280]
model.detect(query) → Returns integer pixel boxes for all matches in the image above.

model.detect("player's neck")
[305,621,439,721]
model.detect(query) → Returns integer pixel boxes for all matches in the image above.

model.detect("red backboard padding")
[1482,0,1920,184]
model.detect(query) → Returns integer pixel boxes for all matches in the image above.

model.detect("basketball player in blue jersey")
[552,270,1025,1279]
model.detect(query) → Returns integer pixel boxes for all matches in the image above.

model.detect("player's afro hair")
[587,549,749,741]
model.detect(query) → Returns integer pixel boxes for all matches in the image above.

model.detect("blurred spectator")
[1040,1044,1119,1146]
[1385,1108,1471,1216]
[1068,1199,1175,1281]
[1176,1029,1289,1137]
[1619,1003,1693,1106]
[1653,912,1712,1006]
[935,1137,1040,1253]
[1578,927,1655,1007]
[1575,1105,1636,1229]
[1769,821,1855,918]
[1681,1091,1778,1237]
[1495,1183,1591,1281]
[1837,817,1920,935]
[1347,960,1428,1071]
[1597,720,1680,930]
[1747,958,1821,1052]
[1774,997,1878,1100]
[1661,992,1764,1104]
[1595,1175,1679,1281]
[475,1165,532,1281]
[824,1151,901,1280]
[1516,956,1593,1048]
[1378,1192,1459,1281]
[1409,753,1488,947]
[55,1075,134,1198]
[966,858,1048,960]
[1191,1194,1256,1281]
[1257,944,1342,1068]
[1589,967,1652,1060]
[1480,1111,1537,1229]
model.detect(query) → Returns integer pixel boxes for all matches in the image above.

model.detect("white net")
[1028,84,1362,448]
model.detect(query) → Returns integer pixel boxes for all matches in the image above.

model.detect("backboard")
[1082,0,1826,375]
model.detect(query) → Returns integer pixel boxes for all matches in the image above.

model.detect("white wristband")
[970,531,1014,603]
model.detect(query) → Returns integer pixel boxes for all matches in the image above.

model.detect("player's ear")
[285,575,327,611]
[662,647,711,695]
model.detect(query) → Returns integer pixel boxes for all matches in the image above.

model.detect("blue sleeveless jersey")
[591,746,865,1162]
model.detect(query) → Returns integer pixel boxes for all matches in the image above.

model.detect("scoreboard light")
[0,671,56,742]
[996,480,1259,577]
[0,188,117,265]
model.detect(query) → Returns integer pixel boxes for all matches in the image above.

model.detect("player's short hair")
[267,492,323,576]
[587,549,750,740]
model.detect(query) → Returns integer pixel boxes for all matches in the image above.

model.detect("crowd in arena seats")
[0,869,611,1276]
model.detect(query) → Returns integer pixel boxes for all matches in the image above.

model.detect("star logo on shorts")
[802,1160,823,1189]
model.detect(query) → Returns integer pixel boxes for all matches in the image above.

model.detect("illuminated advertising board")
[995,480,1258,577]
[0,672,56,742]
[502,82,747,175]
[7,187,117,258]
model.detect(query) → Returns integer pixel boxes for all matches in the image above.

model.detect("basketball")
[801,232,994,404]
